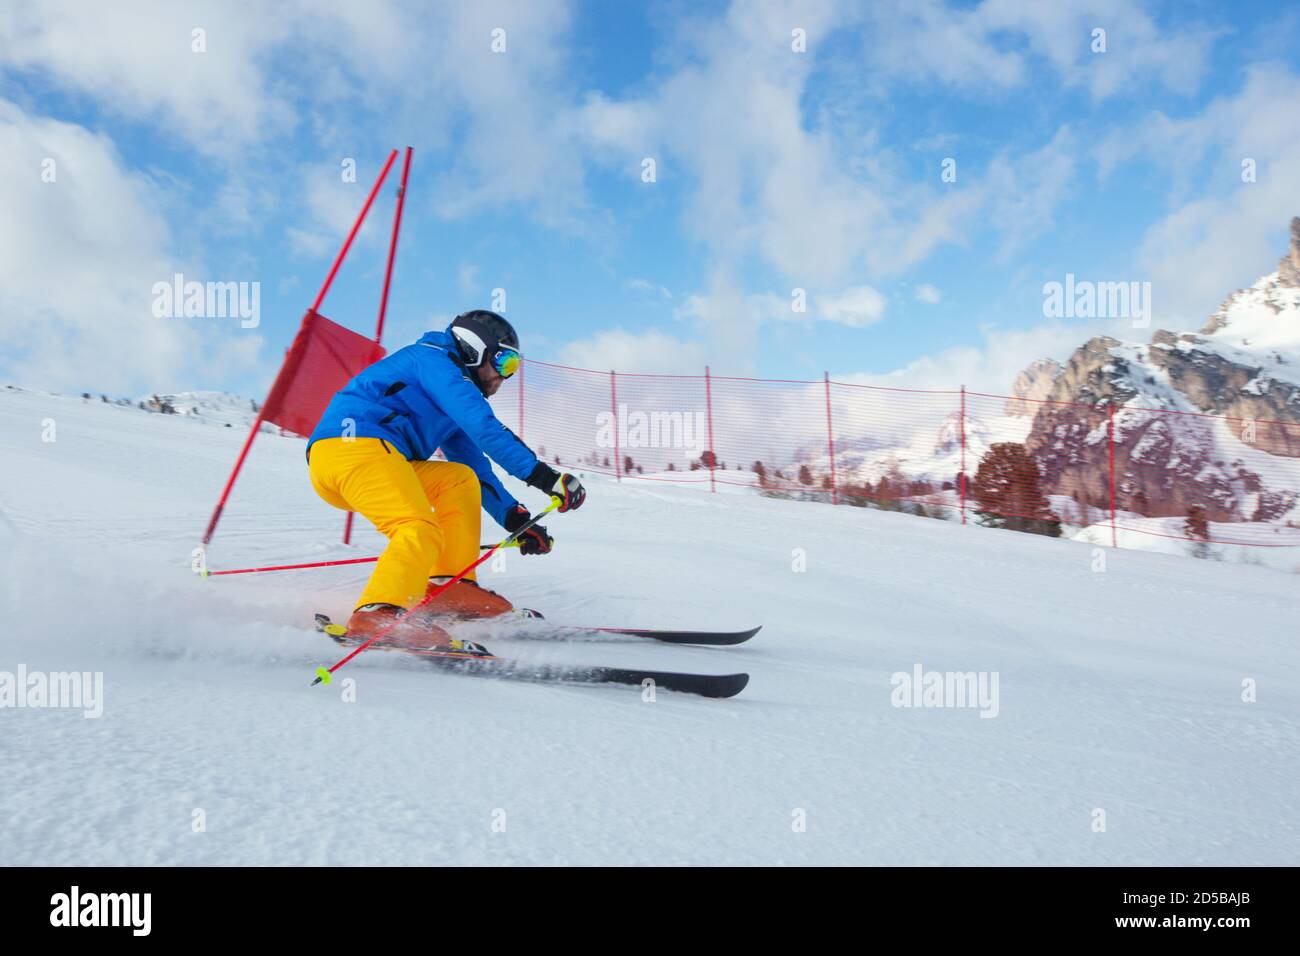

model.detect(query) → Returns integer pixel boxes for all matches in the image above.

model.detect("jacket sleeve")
[440,427,520,528]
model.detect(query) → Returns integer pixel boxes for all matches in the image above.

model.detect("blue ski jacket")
[307,328,538,528]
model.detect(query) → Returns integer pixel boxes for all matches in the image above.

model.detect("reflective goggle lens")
[494,348,521,378]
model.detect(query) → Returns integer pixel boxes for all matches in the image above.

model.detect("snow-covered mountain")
[799,218,1300,549]
[1021,218,1300,527]
[824,409,1032,491]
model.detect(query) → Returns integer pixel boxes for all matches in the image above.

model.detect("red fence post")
[823,372,837,505]
[959,385,967,525]
[518,356,525,444]
[704,366,717,493]
[610,370,621,481]
[1107,404,1117,548]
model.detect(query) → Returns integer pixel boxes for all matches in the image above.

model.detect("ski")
[315,610,759,646]
[420,656,749,698]
[559,623,761,645]
[313,614,750,699]
[475,608,759,647]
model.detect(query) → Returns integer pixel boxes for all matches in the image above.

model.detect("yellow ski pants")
[308,437,482,610]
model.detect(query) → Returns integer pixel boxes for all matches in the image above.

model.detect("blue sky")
[1,0,1297,397]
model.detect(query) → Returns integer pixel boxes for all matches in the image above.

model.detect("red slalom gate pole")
[205,541,514,580]
[373,146,411,343]
[202,405,268,545]
[310,149,399,314]
[207,541,519,578]
[212,554,379,576]
[202,150,399,549]
[344,146,412,545]
[311,500,559,685]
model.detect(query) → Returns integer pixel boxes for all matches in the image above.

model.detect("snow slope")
[1,386,1298,865]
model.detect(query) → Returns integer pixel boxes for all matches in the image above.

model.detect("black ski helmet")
[448,309,520,369]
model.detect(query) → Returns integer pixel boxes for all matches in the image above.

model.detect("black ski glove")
[526,462,586,512]
[504,504,553,555]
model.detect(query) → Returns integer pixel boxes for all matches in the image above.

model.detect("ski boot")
[422,576,516,620]
[344,603,458,651]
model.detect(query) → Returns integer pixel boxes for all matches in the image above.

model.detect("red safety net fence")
[199,148,1295,581]
[198,148,1298,571]
[491,360,1300,551]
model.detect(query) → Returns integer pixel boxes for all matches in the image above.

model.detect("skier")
[306,310,586,647]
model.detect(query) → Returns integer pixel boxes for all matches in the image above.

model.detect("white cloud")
[0,0,591,227]
[675,274,888,350]
[625,278,672,300]
[983,126,1078,261]
[0,1,295,156]
[0,0,596,387]
[575,1,904,291]
[571,0,1101,344]
[1001,0,1214,101]
[814,286,886,327]
[420,2,595,230]
[863,0,1025,91]
[847,321,1093,395]
[673,271,792,356]
[285,155,403,258]
[915,284,941,304]
[0,100,260,393]
[861,0,1213,101]
[832,59,1300,399]
[556,329,708,375]
[1107,64,1300,328]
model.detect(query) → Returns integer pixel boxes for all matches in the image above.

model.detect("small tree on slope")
[1185,504,1214,560]
[972,442,1062,537]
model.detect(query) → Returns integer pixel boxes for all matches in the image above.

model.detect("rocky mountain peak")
[1280,216,1300,288]
[1005,358,1062,416]
[1204,215,1300,333]
[1004,218,1300,527]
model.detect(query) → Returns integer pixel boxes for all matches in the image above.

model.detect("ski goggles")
[492,346,521,378]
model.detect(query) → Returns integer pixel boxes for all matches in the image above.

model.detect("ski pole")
[312,498,561,685]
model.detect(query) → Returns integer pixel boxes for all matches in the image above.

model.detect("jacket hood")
[418,328,455,349]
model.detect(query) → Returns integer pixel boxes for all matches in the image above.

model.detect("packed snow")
[1,385,1298,865]
[1201,273,1300,388]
